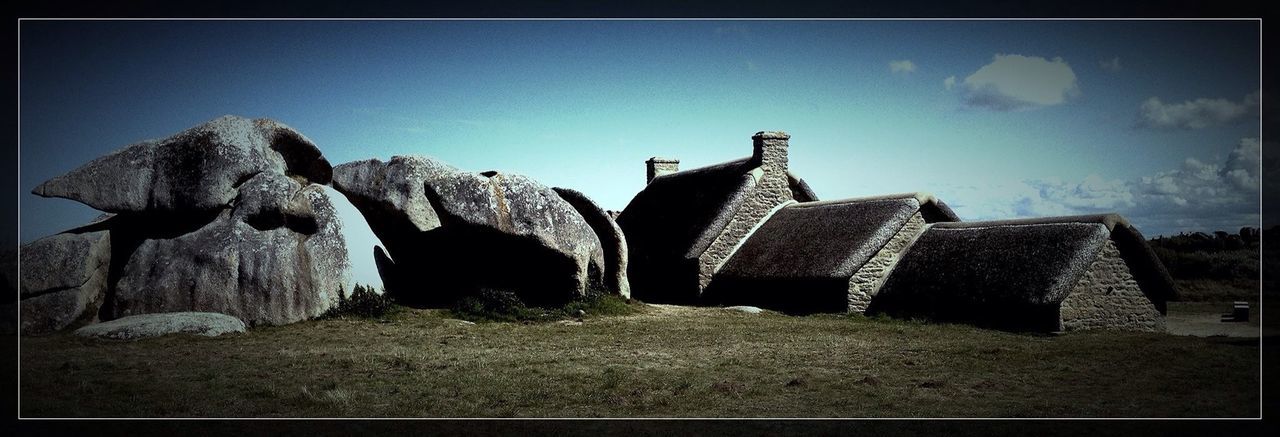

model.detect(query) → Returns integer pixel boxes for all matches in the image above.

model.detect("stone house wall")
[1059,239,1164,332]
[696,132,795,291]
[846,212,927,313]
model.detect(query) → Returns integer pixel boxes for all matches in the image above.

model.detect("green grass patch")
[19,304,1261,418]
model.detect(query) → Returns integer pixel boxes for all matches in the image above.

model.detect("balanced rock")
[33,115,331,214]
[333,156,620,306]
[74,312,247,340]
[19,230,111,334]
[26,116,351,332]
[105,173,350,325]
[330,155,456,258]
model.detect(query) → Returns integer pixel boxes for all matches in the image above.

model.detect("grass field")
[18,301,1263,418]
[1173,278,1261,302]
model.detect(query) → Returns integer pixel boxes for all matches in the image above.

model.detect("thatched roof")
[832,192,959,222]
[617,157,756,263]
[616,157,760,302]
[718,197,923,281]
[703,193,958,313]
[931,213,1176,309]
[869,214,1172,331]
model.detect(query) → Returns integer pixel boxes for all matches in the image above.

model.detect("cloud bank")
[942,138,1261,236]
[1137,90,1260,130]
[948,54,1078,111]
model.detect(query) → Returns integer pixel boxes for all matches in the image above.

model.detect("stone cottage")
[615,132,816,304]
[703,193,960,315]
[618,132,1175,332]
[868,214,1176,332]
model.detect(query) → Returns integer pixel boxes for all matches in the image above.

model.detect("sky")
[17,20,1263,287]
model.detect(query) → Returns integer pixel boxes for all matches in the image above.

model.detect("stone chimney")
[646,157,680,183]
[751,131,789,171]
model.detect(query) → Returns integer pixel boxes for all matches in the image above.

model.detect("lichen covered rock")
[19,230,111,334]
[106,174,350,326]
[25,116,352,332]
[333,156,622,306]
[34,115,331,214]
[74,312,247,340]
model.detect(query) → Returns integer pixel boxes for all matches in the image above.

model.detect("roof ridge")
[932,213,1129,231]
[791,192,929,208]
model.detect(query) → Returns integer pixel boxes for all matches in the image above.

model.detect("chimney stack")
[646,157,680,183]
[751,131,789,171]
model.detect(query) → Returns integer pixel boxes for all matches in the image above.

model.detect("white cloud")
[948,54,1079,111]
[943,76,957,91]
[889,60,916,74]
[1137,90,1260,129]
[940,138,1261,236]
[1099,56,1122,72]
[1221,137,1260,191]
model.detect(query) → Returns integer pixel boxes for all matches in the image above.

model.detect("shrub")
[449,288,546,322]
[323,284,395,319]
[447,289,640,323]
[563,294,638,318]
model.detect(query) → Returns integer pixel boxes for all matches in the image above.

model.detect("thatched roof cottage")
[703,193,959,315]
[615,132,816,304]
[868,214,1175,332]
[618,131,1174,332]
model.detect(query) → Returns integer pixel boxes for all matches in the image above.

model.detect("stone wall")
[846,212,926,314]
[696,132,794,291]
[1059,239,1164,332]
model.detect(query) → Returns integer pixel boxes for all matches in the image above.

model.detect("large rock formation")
[23,115,351,333]
[103,174,349,325]
[333,156,624,306]
[19,230,111,334]
[553,187,630,299]
[34,115,331,213]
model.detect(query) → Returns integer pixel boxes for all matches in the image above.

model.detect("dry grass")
[18,304,1262,418]
[1174,278,1261,302]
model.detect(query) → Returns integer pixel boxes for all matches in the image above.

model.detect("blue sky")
[18,20,1262,286]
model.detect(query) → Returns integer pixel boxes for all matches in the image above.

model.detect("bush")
[446,289,640,323]
[563,294,638,318]
[323,284,395,319]
[449,288,545,322]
